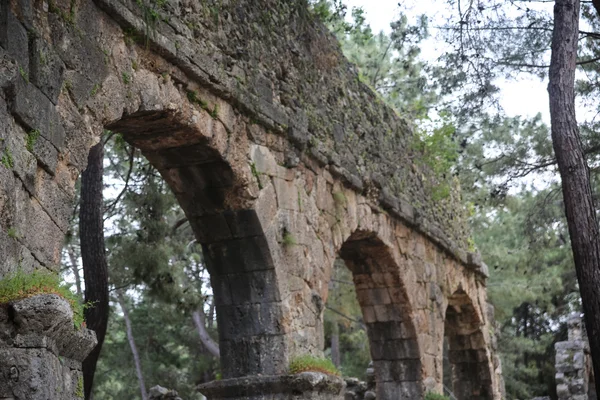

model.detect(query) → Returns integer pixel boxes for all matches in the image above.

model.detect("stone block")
[49,12,108,87]
[377,381,422,400]
[224,209,264,239]
[370,339,419,361]
[10,78,66,151]
[193,213,233,243]
[0,5,28,76]
[374,359,421,382]
[29,135,58,175]
[15,193,63,265]
[556,383,569,398]
[56,327,97,362]
[3,122,36,194]
[226,269,281,305]
[219,334,287,377]
[0,347,62,399]
[34,170,73,233]
[10,294,72,339]
[273,177,299,211]
[448,349,478,364]
[13,0,34,28]
[362,306,376,324]
[568,378,586,394]
[29,37,65,104]
[210,274,234,306]
[369,288,392,305]
[199,372,345,399]
[448,334,472,351]
[205,235,275,276]
[216,302,284,340]
[368,321,413,341]
[0,46,19,89]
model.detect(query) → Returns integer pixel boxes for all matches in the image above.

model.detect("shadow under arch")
[339,230,423,400]
[107,109,287,379]
[444,289,493,400]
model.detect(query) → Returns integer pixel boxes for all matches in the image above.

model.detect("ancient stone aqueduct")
[0,0,504,398]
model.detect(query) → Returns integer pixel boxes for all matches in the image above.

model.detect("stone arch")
[339,230,423,400]
[444,289,493,400]
[102,98,288,379]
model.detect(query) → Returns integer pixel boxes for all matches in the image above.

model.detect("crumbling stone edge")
[198,372,345,398]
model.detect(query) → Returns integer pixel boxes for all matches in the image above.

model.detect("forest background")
[57,0,600,398]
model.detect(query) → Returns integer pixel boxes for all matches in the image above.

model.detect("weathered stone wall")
[554,314,595,400]
[0,0,500,398]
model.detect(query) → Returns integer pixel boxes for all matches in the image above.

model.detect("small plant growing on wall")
[0,269,88,329]
[289,355,340,376]
[282,231,296,247]
[424,392,451,400]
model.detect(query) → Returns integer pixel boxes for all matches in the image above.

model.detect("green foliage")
[289,355,340,376]
[1,147,14,169]
[413,115,458,177]
[26,129,40,152]
[323,260,370,379]
[0,269,87,329]
[90,83,101,96]
[77,135,219,398]
[470,188,578,397]
[282,231,296,247]
[250,162,263,189]
[210,103,219,120]
[7,227,19,239]
[19,66,29,83]
[122,72,131,84]
[187,90,211,112]
[413,114,458,200]
[332,191,346,206]
[94,293,214,399]
[75,376,84,398]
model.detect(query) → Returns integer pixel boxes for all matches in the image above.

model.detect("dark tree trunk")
[549,0,600,394]
[116,290,148,400]
[79,142,110,400]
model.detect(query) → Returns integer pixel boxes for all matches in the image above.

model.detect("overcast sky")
[342,0,551,122]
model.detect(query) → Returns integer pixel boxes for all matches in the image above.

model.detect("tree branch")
[192,309,220,358]
[325,306,366,329]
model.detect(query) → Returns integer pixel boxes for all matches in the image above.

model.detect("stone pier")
[554,314,595,400]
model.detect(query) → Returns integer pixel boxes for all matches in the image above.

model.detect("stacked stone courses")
[0,0,502,399]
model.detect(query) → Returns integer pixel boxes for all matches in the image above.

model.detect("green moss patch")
[0,269,86,329]
[289,355,340,376]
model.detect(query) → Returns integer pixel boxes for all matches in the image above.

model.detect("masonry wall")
[0,0,499,398]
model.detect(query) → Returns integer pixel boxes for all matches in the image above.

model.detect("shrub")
[0,269,87,329]
[289,355,340,376]
[424,392,451,400]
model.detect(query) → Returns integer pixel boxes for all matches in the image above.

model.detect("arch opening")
[339,230,423,400]
[444,290,493,400]
[323,259,371,379]
[107,109,287,379]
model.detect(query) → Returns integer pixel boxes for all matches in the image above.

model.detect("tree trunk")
[331,323,340,368]
[67,245,82,296]
[79,142,110,399]
[192,309,220,358]
[208,300,215,329]
[549,0,600,394]
[116,290,148,400]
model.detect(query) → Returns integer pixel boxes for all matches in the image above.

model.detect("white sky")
[344,0,551,122]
